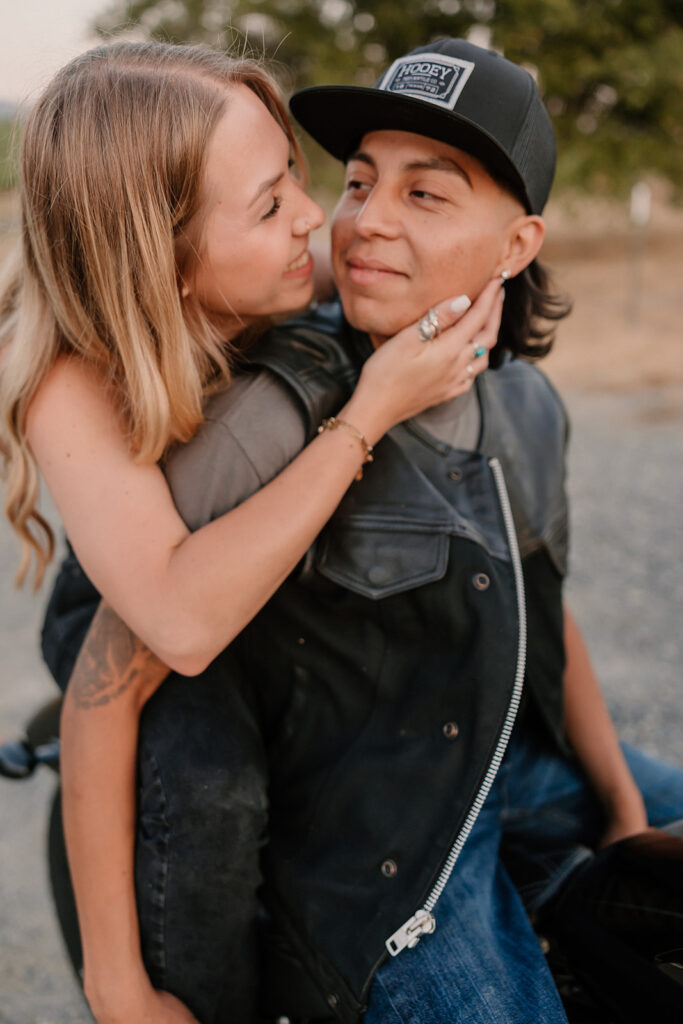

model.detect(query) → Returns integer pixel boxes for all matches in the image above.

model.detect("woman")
[1,41,491,666]
[0,41,501,1023]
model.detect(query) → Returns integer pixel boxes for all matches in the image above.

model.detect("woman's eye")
[262,195,282,220]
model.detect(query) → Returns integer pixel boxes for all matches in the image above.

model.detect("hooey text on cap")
[379,53,475,111]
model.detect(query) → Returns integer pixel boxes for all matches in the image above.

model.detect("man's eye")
[412,189,443,201]
[346,178,371,193]
[262,195,282,220]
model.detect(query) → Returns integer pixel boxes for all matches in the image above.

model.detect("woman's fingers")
[355,276,505,429]
[463,287,504,364]
[398,277,502,397]
[409,293,473,344]
[438,277,503,348]
[397,279,505,403]
[439,286,503,398]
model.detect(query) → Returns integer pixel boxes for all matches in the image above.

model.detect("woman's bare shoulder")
[26,354,121,447]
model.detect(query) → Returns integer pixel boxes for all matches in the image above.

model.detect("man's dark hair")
[491,259,572,368]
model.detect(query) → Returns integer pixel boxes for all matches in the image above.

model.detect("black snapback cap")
[290,38,556,214]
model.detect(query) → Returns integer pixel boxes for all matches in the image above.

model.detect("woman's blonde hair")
[0,41,299,586]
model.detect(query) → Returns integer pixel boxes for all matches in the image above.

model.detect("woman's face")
[185,85,324,332]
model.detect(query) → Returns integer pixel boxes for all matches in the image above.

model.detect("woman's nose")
[293,195,325,236]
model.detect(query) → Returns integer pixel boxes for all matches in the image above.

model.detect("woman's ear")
[498,215,545,279]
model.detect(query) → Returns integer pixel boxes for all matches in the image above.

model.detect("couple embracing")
[3,32,682,1024]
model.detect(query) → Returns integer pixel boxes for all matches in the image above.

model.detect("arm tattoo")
[69,603,169,710]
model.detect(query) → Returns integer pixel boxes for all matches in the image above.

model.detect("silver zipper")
[385,457,527,957]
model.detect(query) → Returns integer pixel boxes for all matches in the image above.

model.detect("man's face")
[331,129,525,345]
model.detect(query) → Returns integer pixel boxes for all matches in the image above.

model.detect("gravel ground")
[0,385,681,1023]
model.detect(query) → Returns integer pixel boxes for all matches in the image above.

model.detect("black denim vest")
[250,302,569,746]
[237,304,570,1021]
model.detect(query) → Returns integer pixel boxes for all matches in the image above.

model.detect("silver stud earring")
[500,269,511,282]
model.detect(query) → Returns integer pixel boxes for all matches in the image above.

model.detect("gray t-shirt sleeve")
[163,369,307,531]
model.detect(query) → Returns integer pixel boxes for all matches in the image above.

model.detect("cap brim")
[290,85,531,212]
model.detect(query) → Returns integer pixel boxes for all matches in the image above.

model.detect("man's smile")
[345,255,408,285]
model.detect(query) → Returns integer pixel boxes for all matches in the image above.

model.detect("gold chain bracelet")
[317,416,374,481]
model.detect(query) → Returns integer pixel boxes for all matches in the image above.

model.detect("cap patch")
[379,52,475,111]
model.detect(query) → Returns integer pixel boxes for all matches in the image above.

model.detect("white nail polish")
[450,295,472,314]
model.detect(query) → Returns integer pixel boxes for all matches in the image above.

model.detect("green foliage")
[94,0,683,198]
[0,121,18,192]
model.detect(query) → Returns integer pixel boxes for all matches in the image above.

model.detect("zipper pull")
[385,908,436,956]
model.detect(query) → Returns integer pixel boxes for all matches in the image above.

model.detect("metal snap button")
[472,572,490,591]
[381,859,398,878]
[442,721,460,740]
[447,468,462,481]
[368,564,391,585]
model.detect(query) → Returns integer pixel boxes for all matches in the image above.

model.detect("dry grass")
[542,188,683,404]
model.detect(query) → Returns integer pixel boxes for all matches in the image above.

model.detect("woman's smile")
[284,250,314,277]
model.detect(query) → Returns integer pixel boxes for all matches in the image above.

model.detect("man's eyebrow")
[248,170,285,208]
[346,150,375,169]
[346,151,471,188]
[404,156,472,188]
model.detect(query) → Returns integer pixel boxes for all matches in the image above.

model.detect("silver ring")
[466,363,474,377]
[418,308,440,343]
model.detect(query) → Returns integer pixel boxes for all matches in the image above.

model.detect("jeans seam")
[141,749,170,988]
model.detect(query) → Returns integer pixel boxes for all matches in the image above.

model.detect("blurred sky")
[1,0,105,105]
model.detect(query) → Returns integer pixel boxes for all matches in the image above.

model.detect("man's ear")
[498,215,545,278]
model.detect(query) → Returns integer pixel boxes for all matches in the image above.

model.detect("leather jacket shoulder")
[247,302,357,439]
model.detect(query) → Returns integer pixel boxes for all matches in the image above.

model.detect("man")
[43,38,683,1024]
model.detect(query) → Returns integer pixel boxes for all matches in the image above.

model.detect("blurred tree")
[0,121,18,191]
[94,0,683,197]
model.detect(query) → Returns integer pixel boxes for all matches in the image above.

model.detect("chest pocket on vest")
[316,518,450,600]
[314,435,456,600]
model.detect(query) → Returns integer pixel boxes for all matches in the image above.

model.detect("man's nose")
[353,184,400,239]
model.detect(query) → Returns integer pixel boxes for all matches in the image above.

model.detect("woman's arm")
[562,604,648,847]
[29,281,503,674]
[60,603,200,1023]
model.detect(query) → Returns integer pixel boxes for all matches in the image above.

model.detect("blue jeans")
[364,719,683,1024]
